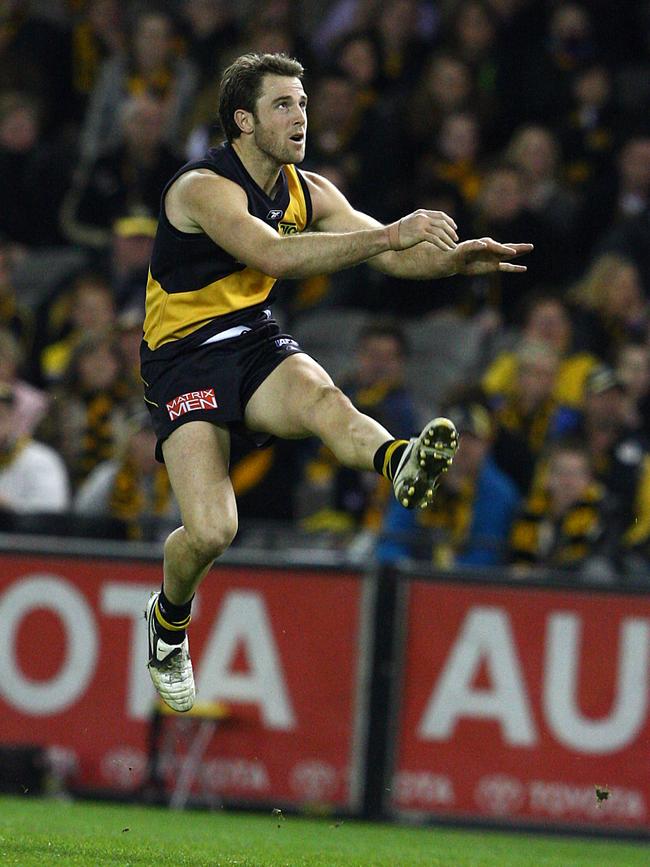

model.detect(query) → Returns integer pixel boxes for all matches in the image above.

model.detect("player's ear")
[234,109,254,136]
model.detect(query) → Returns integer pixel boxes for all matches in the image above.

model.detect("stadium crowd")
[2,0,650,583]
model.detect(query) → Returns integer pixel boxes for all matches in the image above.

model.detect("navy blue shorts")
[141,313,303,462]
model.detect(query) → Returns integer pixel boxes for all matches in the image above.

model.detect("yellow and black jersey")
[142,142,312,357]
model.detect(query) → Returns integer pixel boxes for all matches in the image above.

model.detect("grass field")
[0,796,647,866]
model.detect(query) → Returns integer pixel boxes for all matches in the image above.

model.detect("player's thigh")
[162,420,237,534]
[244,353,339,437]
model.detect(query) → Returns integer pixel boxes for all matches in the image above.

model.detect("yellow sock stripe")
[155,601,191,631]
[383,439,408,481]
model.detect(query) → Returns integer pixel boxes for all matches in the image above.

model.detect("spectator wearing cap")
[549,363,650,557]
[509,439,617,580]
[74,414,179,540]
[377,402,519,568]
[0,384,69,515]
[110,214,158,312]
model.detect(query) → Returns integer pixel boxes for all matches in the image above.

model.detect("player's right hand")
[390,209,458,251]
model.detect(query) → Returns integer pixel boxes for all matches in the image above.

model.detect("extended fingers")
[482,239,534,258]
[498,262,528,272]
[503,243,534,258]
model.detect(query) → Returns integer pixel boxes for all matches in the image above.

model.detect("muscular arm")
[165,167,459,280]
[166,170,398,280]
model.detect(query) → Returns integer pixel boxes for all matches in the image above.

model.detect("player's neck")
[232,138,283,197]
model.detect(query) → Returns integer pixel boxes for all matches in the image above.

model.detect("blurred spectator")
[552,364,650,555]
[505,124,578,236]
[332,30,383,96]
[378,401,519,567]
[560,64,617,191]
[490,339,561,493]
[181,0,240,86]
[0,238,34,359]
[372,0,434,90]
[0,1,71,133]
[467,163,549,316]
[416,111,483,208]
[314,0,437,64]
[508,439,616,578]
[115,307,144,398]
[579,136,650,256]
[0,327,48,436]
[0,92,71,246]
[568,253,649,359]
[79,5,197,163]
[67,0,125,122]
[109,214,158,312]
[483,292,597,409]
[0,383,69,514]
[39,271,116,383]
[74,413,178,539]
[303,71,360,171]
[301,318,418,534]
[616,341,650,437]
[501,3,598,129]
[408,52,474,151]
[42,333,132,488]
[61,94,180,248]
[439,0,500,136]
[180,0,241,157]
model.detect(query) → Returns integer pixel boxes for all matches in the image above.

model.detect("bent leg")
[162,421,238,604]
[244,354,393,470]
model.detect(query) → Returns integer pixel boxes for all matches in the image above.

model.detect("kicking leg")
[244,354,457,508]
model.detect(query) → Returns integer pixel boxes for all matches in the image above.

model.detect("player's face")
[252,74,308,164]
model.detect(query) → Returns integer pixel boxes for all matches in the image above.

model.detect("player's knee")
[308,382,351,419]
[187,516,238,562]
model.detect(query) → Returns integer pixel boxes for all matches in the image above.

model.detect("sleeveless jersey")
[142,142,312,354]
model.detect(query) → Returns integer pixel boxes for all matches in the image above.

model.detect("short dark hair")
[218,53,304,142]
[357,318,410,357]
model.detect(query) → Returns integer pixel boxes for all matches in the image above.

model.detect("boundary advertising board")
[0,552,369,810]
[389,579,650,830]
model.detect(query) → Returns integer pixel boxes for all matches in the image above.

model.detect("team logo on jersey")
[267,209,284,220]
[279,221,298,235]
[167,388,218,420]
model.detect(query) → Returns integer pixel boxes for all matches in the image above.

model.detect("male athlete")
[141,53,532,712]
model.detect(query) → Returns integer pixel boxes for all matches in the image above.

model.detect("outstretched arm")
[304,171,533,279]
[165,168,462,281]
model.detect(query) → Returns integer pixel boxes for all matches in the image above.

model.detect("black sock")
[373,439,408,481]
[154,587,193,645]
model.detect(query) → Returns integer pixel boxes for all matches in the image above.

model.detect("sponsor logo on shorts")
[275,337,298,349]
[279,221,298,235]
[166,388,218,420]
[267,209,283,220]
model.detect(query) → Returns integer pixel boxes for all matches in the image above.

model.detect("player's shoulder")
[169,167,246,211]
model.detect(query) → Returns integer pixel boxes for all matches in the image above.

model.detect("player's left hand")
[450,238,533,276]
